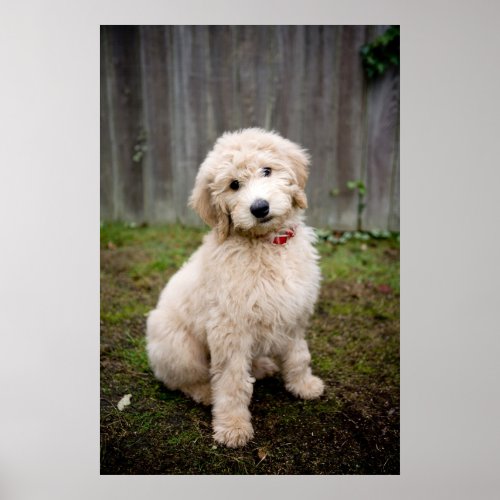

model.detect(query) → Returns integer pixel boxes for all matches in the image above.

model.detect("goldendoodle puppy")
[146,128,324,448]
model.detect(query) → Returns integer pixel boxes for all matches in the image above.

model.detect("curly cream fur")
[146,128,324,448]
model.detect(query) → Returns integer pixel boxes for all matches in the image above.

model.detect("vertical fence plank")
[207,26,236,134]
[300,25,321,224]
[277,26,306,143]
[253,26,277,129]
[139,26,175,222]
[100,27,113,220]
[299,26,338,227]
[100,25,400,230]
[102,27,123,220]
[334,25,369,230]
[238,26,258,127]
[106,26,144,221]
[272,26,290,136]
[171,26,199,223]
[389,112,400,232]
[364,65,400,230]
[319,25,341,228]
[363,26,400,231]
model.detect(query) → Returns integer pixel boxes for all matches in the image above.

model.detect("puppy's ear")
[189,163,218,227]
[215,205,231,243]
[292,186,308,209]
[284,140,310,209]
[284,141,310,190]
[189,161,231,243]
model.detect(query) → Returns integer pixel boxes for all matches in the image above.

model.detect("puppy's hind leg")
[146,309,212,405]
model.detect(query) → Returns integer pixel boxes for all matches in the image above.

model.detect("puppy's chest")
[217,241,320,326]
[255,248,315,295]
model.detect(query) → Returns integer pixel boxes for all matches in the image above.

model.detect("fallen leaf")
[107,241,117,250]
[117,393,132,411]
[377,284,392,294]
[257,447,268,462]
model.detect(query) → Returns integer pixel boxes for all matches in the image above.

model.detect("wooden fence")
[100,26,399,230]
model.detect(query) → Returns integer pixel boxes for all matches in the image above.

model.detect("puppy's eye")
[262,167,272,177]
[229,180,240,191]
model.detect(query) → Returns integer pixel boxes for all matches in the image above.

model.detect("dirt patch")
[100,224,399,474]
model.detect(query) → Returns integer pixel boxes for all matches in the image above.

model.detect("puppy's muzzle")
[250,199,270,219]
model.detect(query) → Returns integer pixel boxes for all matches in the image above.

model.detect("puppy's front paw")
[286,375,325,400]
[213,417,254,448]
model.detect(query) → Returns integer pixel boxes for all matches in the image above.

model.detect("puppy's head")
[189,128,310,241]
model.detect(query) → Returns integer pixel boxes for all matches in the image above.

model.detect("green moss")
[101,222,206,249]
[354,358,376,375]
[100,222,137,248]
[122,411,158,433]
[268,402,302,420]
[317,239,399,292]
[114,335,149,372]
[167,429,202,446]
[130,251,189,279]
[312,354,336,374]
[101,303,149,324]
[325,301,397,321]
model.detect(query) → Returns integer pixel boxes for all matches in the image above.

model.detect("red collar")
[272,227,296,245]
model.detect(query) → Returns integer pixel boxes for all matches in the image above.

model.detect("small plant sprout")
[347,180,367,232]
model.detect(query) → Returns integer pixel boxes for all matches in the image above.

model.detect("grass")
[100,222,399,474]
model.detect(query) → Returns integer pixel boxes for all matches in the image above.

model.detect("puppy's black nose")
[250,199,270,218]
